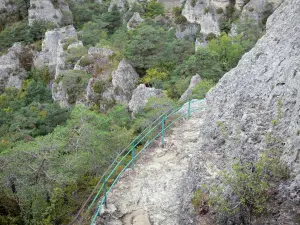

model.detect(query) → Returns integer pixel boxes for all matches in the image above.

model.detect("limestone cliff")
[181,0,300,224]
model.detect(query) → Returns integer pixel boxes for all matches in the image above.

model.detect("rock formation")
[28,0,72,26]
[179,74,201,102]
[34,25,78,79]
[127,12,144,30]
[182,0,220,35]
[112,59,139,104]
[129,84,165,114]
[0,43,29,92]
[180,0,300,224]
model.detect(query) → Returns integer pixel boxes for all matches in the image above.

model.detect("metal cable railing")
[73,99,207,225]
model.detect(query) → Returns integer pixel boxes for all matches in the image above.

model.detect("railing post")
[161,114,165,147]
[103,177,107,209]
[188,98,191,119]
[131,141,135,170]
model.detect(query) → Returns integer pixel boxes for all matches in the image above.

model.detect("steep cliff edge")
[181,0,300,224]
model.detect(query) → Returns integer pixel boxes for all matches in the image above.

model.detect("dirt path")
[97,101,207,225]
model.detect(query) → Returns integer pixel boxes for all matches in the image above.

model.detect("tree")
[124,24,169,69]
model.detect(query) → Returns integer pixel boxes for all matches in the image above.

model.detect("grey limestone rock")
[175,23,200,40]
[180,0,300,223]
[34,25,78,79]
[127,12,144,30]
[112,59,139,104]
[129,84,165,114]
[182,0,220,35]
[0,43,28,92]
[28,0,72,26]
[179,74,202,102]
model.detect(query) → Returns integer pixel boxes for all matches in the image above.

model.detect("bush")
[172,6,182,17]
[216,7,224,14]
[79,55,94,67]
[60,70,92,104]
[144,0,164,18]
[93,80,106,94]
[124,23,169,69]
[17,47,34,71]
[207,149,290,223]
[141,67,168,88]
[192,79,215,99]
[66,46,88,66]
[191,0,197,7]
[61,10,73,26]
[205,32,216,41]
[175,15,187,24]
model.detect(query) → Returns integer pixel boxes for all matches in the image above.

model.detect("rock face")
[129,84,165,114]
[182,0,220,35]
[112,59,139,104]
[179,74,201,102]
[175,23,200,40]
[180,0,300,224]
[34,25,79,107]
[127,12,144,30]
[236,0,283,26]
[34,25,78,79]
[0,43,28,92]
[28,0,72,26]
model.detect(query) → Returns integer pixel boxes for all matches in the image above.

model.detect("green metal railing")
[73,99,206,225]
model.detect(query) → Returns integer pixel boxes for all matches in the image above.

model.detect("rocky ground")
[97,100,208,225]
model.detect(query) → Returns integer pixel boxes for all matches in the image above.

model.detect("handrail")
[73,98,206,225]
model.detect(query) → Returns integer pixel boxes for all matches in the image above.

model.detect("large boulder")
[112,59,139,104]
[179,74,202,102]
[34,25,78,79]
[180,0,300,224]
[129,84,165,114]
[0,43,29,92]
[175,23,200,40]
[28,0,72,26]
[182,0,220,35]
[127,12,144,30]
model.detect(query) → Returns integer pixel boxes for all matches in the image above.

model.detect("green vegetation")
[0,20,56,51]
[0,69,69,149]
[0,104,133,224]
[144,0,165,18]
[206,149,290,223]
[59,70,92,104]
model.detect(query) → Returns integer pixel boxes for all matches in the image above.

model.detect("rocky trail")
[97,102,207,225]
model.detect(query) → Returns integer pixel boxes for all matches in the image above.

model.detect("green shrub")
[17,47,34,71]
[219,18,232,33]
[144,0,165,18]
[216,7,224,14]
[204,7,210,14]
[192,185,209,214]
[172,6,182,17]
[205,32,216,41]
[207,149,290,223]
[175,15,187,24]
[192,79,215,99]
[61,10,73,26]
[79,55,94,67]
[93,80,106,94]
[66,46,88,66]
[191,0,197,7]
[60,70,92,104]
